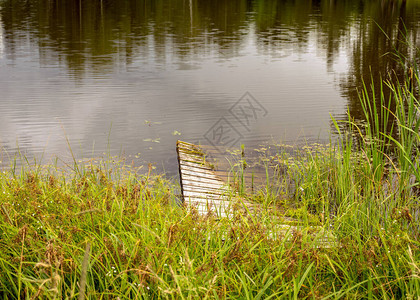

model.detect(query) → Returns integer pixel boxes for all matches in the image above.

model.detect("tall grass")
[222,41,420,297]
[0,148,418,298]
[1,50,420,300]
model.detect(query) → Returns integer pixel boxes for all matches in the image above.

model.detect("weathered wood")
[176,140,337,247]
[181,177,226,189]
[180,170,222,182]
[177,140,247,217]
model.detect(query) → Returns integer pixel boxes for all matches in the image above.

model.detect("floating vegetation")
[144,120,163,126]
[143,138,161,143]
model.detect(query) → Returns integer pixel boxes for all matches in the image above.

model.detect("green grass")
[0,121,419,299]
[1,40,420,300]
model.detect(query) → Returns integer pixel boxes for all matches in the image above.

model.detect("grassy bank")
[1,58,420,300]
[0,151,418,299]
[1,110,419,299]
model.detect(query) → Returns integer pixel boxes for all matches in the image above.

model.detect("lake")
[1,0,419,175]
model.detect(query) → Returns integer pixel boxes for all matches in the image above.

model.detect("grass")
[0,113,419,299]
[1,43,420,300]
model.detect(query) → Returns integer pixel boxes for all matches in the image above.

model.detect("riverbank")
[0,136,418,298]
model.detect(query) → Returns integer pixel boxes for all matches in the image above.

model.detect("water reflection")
[0,0,419,174]
[341,0,419,120]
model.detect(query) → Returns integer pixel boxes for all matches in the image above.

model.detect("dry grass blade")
[1,204,13,225]
[78,242,91,300]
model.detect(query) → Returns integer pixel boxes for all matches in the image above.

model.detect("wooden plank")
[177,141,202,149]
[179,160,235,178]
[183,192,229,201]
[177,140,256,210]
[179,165,215,173]
[178,151,207,160]
[180,167,221,180]
[180,160,212,169]
[182,186,230,196]
[177,140,234,214]
[183,197,231,206]
[178,155,208,165]
[181,176,226,188]
[181,173,225,184]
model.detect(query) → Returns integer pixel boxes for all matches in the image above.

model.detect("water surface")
[1,0,419,175]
